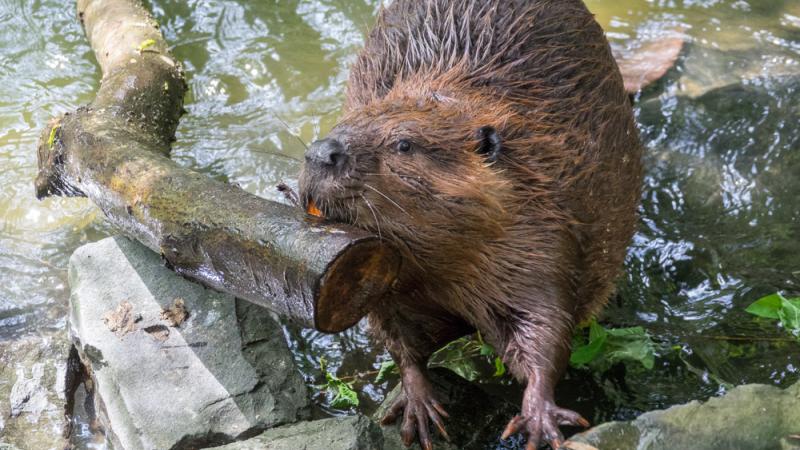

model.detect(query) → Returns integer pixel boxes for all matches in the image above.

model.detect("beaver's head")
[298,85,521,274]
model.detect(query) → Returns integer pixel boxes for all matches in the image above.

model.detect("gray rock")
[209,415,383,450]
[68,236,310,450]
[0,333,71,450]
[566,381,800,450]
[374,368,518,450]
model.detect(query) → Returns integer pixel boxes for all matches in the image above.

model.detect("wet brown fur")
[299,0,642,444]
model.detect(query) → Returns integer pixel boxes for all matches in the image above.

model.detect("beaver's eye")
[396,139,412,153]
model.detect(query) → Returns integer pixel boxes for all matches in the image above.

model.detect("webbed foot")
[381,367,450,450]
[501,382,589,449]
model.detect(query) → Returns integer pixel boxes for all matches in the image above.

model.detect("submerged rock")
[375,368,518,450]
[668,43,800,99]
[68,236,310,450]
[566,381,800,450]
[0,333,71,450]
[209,415,383,450]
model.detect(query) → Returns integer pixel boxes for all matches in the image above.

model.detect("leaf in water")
[746,293,784,319]
[746,293,800,340]
[604,326,656,370]
[375,360,398,384]
[589,320,607,342]
[570,320,656,369]
[570,322,607,367]
[605,326,647,337]
[778,297,800,335]
[493,357,506,377]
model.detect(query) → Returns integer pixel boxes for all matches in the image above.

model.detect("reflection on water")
[0,0,798,448]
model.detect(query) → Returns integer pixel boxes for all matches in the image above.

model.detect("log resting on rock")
[34,0,401,333]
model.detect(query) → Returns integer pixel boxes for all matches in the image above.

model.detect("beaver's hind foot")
[501,383,589,450]
[381,365,450,450]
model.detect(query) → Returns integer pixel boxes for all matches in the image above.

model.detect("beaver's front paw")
[380,372,450,450]
[501,396,589,449]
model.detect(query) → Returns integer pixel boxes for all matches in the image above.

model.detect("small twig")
[694,335,797,343]
[276,182,300,207]
[336,369,382,383]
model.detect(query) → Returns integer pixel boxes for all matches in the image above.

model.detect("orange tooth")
[306,198,323,218]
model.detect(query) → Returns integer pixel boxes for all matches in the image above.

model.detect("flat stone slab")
[68,236,310,450]
[0,333,71,450]
[208,415,383,450]
[566,381,800,450]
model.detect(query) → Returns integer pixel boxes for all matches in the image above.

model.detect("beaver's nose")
[305,138,349,170]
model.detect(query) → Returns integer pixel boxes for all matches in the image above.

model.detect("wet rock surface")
[566,380,800,450]
[0,333,71,450]
[68,236,310,450]
[209,415,383,450]
[375,368,518,450]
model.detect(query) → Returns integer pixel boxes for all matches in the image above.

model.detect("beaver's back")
[347,0,642,319]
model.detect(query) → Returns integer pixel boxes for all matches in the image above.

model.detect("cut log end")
[315,239,402,333]
[616,35,686,94]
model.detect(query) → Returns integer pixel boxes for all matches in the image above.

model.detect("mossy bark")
[35,0,400,333]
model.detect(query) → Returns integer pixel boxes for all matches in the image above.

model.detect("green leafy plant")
[335,322,656,410]
[319,358,359,409]
[746,293,800,339]
[570,320,656,369]
[428,333,507,381]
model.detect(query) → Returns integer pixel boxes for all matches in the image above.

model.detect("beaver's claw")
[501,400,589,449]
[381,380,450,450]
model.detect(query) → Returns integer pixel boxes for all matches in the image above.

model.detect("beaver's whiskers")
[364,183,410,216]
[360,193,383,241]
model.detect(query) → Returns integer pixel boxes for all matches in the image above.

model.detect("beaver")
[298,0,642,448]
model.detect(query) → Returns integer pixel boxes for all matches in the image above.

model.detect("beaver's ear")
[476,126,501,162]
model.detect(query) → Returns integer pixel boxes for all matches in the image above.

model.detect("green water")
[1,0,799,448]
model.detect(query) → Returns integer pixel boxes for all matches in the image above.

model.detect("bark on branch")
[35,0,401,333]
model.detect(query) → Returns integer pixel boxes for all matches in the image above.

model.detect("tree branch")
[35,0,401,333]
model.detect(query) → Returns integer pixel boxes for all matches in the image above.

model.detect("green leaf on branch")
[319,358,359,409]
[435,354,480,381]
[328,379,359,409]
[426,334,509,382]
[375,360,398,384]
[429,336,483,381]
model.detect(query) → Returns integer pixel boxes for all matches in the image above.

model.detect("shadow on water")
[0,0,799,449]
